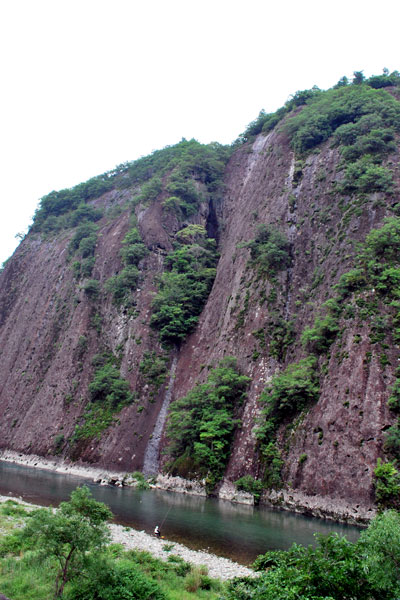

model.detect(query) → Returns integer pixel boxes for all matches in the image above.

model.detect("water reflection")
[0,461,361,565]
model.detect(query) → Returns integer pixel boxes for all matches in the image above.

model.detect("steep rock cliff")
[1,81,400,517]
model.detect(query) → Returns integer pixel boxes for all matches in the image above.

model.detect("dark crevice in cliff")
[206,199,219,243]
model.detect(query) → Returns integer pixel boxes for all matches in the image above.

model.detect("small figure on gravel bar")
[154,525,161,538]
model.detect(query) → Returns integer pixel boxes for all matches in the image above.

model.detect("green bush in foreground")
[64,557,166,600]
[226,511,400,600]
[2,494,400,600]
[358,509,400,596]
[23,487,112,599]
[373,458,400,509]
[0,493,221,600]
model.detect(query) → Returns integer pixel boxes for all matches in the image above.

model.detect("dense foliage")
[31,138,230,234]
[105,223,148,307]
[65,557,167,600]
[283,81,400,199]
[32,178,108,233]
[256,357,319,465]
[89,362,133,408]
[226,511,400,600]
[122,138,230,194]
[237,70,400,144]
[122,138,230,220]
[166,358,250,490]
[23,486,112,598]
[285,84,400,155]
[243,224,292,278]
[0,493,221,600]
[150,226,218,345]
[373,459,400,509]
[72,352,134,443]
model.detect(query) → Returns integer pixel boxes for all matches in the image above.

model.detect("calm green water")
[0,461,361,565]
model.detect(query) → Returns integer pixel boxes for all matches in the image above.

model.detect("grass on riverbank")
[0,500,223,600]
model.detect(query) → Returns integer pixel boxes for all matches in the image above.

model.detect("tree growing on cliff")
[166,357,250,489]
[23,486,112,599]
[243,224,292,278]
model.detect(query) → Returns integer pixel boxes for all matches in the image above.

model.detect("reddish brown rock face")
[0,126,398,515]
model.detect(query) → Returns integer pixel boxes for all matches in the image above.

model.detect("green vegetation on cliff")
[238,69,400,145]
[150,226,218,345]
[166,357,250,490]
[32,179,107,233]
[284,82,399,198]
[242,224,292,278]
[72,352,135,444]
[256,357,319,483]
[32,139,230,233]
[256,216,400,499]
[69,221,100,279]
[285,83,400,156]
[105,223,148,307]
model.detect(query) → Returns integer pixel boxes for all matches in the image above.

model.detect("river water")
[0,461,361,565]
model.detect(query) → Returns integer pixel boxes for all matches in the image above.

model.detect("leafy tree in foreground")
[226,533,369,600]
[359,509,400,598]
[64,556,166,600]
[23,486,112,599]
[226,511,400,600]
[373,458,400,510]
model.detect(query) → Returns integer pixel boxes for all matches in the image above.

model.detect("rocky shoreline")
[0,450,375,524]
[0,493,253,580]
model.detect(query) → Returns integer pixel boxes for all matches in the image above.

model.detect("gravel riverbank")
[0,494,254,581]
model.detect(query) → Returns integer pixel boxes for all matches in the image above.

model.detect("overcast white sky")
[0,0,399,265]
